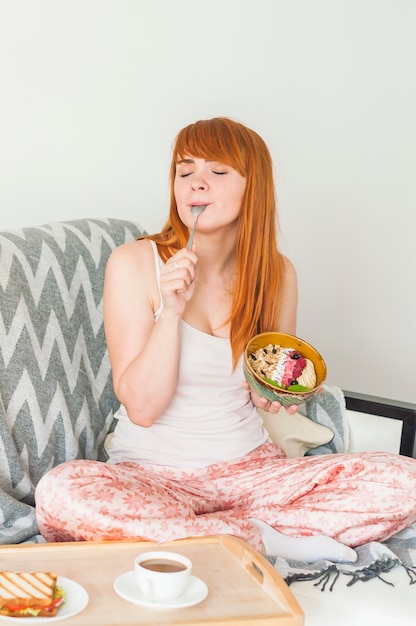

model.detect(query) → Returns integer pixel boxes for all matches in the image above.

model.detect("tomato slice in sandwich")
[1,585,65,616]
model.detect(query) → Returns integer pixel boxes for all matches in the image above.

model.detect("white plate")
[0,576,89,623]
[113,571,208,609]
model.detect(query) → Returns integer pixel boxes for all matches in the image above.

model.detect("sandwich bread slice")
[0,572,64,618]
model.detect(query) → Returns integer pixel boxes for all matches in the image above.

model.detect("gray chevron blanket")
[0,218,145,543]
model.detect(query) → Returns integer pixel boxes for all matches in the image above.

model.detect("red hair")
[144,117,285,368]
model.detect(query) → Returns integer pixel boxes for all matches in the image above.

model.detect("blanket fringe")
[343,558,398,586]
[285,565,340,591]
[285,558,416,591]
[403,563,416,585]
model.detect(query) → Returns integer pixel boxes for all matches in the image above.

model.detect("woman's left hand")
[243,382,299,415]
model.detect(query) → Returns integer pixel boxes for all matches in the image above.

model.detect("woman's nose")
[191,175,208,191]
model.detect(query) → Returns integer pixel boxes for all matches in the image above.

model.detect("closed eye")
[179,171,225,177]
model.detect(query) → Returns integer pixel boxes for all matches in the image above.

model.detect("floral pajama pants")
[35,443,416,550]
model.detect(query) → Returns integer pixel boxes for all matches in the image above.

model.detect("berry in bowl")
[243,332,327,406]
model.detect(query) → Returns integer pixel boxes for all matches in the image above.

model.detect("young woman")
[35,118,416,563]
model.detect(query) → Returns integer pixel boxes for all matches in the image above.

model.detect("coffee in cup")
[134,551,192,602]
[140,558,187,573]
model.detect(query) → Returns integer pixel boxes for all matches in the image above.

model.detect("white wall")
[1,0,415,403]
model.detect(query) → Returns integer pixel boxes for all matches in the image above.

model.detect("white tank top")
[107,241,268,469]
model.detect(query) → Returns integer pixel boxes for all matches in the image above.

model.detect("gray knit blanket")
[269,524,416,590]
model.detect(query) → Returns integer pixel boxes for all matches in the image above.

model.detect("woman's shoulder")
[107,237,155,271]
[105,239,161,297]
[281,254,297,281]
[104,238,161,312]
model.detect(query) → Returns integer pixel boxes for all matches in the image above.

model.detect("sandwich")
[0,572,65,618]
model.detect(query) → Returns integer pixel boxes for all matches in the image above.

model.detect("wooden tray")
[0,535,304,625]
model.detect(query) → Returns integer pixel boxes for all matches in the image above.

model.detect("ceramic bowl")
[243,332,327,406]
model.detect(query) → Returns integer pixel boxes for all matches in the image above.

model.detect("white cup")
[134,551,192,602]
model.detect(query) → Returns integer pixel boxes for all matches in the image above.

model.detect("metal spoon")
[186,205,207,250]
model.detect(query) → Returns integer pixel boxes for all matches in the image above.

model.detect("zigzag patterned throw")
[0,218,145,543]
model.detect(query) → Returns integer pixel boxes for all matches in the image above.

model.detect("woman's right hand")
[160,249,198,318]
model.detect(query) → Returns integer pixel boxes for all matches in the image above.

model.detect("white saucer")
[0,577,89,623]
[113,571,208,609]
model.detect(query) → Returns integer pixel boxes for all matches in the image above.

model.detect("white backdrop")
[1,0,415,403]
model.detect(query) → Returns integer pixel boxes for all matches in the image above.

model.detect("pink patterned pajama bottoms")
[35,443,416,550]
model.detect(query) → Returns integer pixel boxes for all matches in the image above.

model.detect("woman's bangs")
[174,123,245,174]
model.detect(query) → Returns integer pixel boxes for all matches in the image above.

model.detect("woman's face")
[174,156,246,233]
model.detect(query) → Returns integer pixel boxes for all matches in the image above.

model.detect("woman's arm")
[276,255,298,335]
[103,239,197,426]
[244,255,299,415]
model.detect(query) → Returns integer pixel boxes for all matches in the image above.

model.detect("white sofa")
[285,393,416,626]
[1,218,415,626]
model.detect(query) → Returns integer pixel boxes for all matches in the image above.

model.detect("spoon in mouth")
[186,205,207,250]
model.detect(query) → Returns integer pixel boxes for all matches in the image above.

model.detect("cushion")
[0,218,145,543]
[259,409,334,457]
